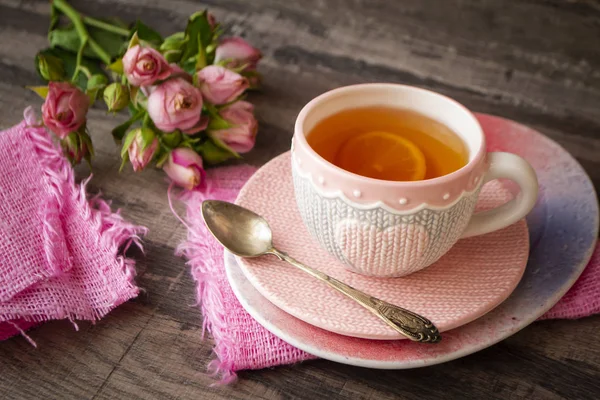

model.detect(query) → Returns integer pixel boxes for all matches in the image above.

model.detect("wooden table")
[1,1,599,398]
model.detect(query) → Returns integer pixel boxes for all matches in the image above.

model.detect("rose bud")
[214,37,262,71]
[160,33,187,64]
[42,82,90,139]
[61,130,91,165]
[209,101,257,153]
[163,148,205,190]
[36,53,65,81]
[147,78,206,134]
[196,65,249,105]
[125,127,159,172]
[123,44,171,87]
[103,83,130,112]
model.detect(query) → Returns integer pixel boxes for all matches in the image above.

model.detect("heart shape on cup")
[335,220,429,277]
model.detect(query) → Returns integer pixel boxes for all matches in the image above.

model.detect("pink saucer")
[236,152,529,340]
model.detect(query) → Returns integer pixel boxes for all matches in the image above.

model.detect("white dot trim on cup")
[443,193,450,200]
[399,198,408,205]
[291,155,484,214]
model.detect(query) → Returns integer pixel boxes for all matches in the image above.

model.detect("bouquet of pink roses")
[30,0,261,190]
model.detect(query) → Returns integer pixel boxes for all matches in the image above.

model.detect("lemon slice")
[334,131,426,181]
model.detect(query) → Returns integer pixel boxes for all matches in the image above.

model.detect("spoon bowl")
[202,200,274,257]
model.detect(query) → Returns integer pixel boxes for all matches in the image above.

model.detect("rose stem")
[82,16,130,37]
[52,0,112,65]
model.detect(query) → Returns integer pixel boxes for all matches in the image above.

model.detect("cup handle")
[461,152,538,238]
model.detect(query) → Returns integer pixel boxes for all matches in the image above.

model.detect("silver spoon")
[202,200,441,343]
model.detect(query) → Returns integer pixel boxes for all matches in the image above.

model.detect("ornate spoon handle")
[269,248,441,343]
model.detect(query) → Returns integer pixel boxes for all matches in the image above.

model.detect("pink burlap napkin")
[0,111,146,344]
[178,165,600,383]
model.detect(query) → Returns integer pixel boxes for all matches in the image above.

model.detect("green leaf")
[49,25,125,62]
[129,85,139,107]
[27,86,49,99]
[49,27,83,55]
[112,119,134,142]
[86,74,108,103]
[119,152,129,172]
[102,17,129,31]
[112,111,145,142]
[128,102,139,116]
[211,135,241,158]
[142,112,152,128]
[130,20,163,47]
[121,129,138,158]
[140,127,156,150]
[155,148,169,167]
[80,130,95,158]
[91,25,128,60]
[36,48,106,91]
[128,31,140,49]
[205,43,216,54]
[207,114,231,130]
[162,32,185,43]
[136,92,148,110]
[195,33,207,70]
[163,49,183,63]
[87,90,99,104]
[160,32,186,51]
[181,11,213,65]
[35,51,65,81]
[182,137,202,145]
[181,58,197,75]
[204,102,219,116]
[161,32,187,63]
[49,4,60,33]
[87,74,108,90]
[189,11,213,46]
[198,136,240,164]
[161,130,182,148]
[108,58,124,74]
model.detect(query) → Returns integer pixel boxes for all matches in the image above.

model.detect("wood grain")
[0,0,599,399]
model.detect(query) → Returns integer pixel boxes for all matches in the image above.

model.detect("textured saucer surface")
[236,153,529,339]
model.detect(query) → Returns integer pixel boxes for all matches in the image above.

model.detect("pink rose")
[215,37,262,71]
[60,131,90,165]
[123,45,171,87]
[167,63,192,81]
[209,101,257,153]
[41,82,89,139]
[147,78,206,134]
[127,128,159,172]
[163,148,205,190]
[197,65,248,105]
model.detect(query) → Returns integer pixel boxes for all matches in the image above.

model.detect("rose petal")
[182,116,209,135]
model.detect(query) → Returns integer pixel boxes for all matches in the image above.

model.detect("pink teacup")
[291,84,538,277]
